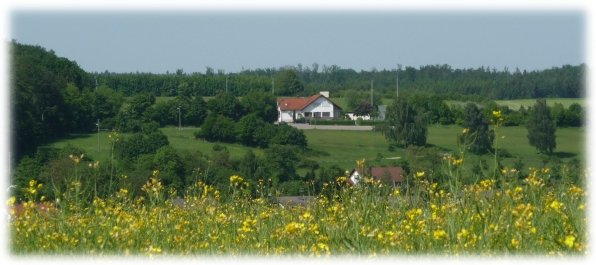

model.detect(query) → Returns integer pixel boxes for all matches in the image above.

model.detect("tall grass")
[10,162,586,255]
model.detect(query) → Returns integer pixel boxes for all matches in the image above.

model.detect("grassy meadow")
[48,125,584,172]
[21,123,587,256]
[445,98,584,110]
[495,98,585,110]
[304,126,583,170]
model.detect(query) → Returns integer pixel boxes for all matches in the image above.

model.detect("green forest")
[11,40,585,156]
[97,60,584,99]
[10,40,586,199]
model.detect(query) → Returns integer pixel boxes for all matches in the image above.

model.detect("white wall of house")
[349,170,362,185]
[346,113,371,121]
[302,97,337,119]
[277,96,340,123]
[278,110,296,123]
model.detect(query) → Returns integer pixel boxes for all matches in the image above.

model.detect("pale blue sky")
[10,11,585,73]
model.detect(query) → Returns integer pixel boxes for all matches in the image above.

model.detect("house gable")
[277,94,342,122]
[277,95,342,112]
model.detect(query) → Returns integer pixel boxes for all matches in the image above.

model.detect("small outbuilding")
[348,166,405,187]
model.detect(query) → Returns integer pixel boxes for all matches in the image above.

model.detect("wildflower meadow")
[10,160,586,256]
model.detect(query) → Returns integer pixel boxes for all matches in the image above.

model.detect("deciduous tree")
[527,99,556,154]
[461,103,493,154]
[383,98,427,147]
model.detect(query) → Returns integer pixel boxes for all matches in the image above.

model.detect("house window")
[304,112,312,117]
[322,112,330,118]
[314,112,321,118]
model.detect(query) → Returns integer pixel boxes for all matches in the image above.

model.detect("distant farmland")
[48,125,584,172]
[445,98,584,110]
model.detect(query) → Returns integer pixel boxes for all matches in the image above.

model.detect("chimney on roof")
[319,91,330,98]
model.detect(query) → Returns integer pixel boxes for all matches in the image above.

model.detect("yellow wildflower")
[7,196,16,206]
[415,171,425,179]
[145,245,162,255]
[69,153,84,164]
[511,238,520,249]
[301,211,312,220]
[433,229,447,240]
[116,188,128,198]
[451,157,464,166]
[548,199,564,212]
[285,222,305,235]
[568,185,584,198]
[229,175,244,186]
[564,235,576,249]
[317,242,329,252]
[356,158,366,169]
[88,161,100,169]
[457,229,469,241]
[336,176,347,183]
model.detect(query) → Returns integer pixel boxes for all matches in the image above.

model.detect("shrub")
[195,114,236,143]
[270,124,307,148]
[116,131,169,161]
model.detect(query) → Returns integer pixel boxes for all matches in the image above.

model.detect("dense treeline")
[10,41,586,157]
[9,40,586,200]
[395,92,585,129]
[10,41,311,199]
[11,41,120,160]
[93,63,585,99]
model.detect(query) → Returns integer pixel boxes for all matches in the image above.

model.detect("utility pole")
[395,66,399,98]
[96,119,100,152]
[370,80,374,106]
[177,106,181,130]
[396,64,400,99]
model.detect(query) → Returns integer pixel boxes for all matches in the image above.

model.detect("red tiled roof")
[277,95,321,111]
[277,94,343,111]
[370,167,405,183]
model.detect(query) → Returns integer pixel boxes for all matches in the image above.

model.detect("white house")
[347,167,405,187]
[346,113,371,121]
[348,169,363,185]
[277,92,342,123]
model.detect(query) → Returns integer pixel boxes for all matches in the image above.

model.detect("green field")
[304,126,584,170]
[160,127,264,158]
[48,125,584,173]
[332,97,584,112]
[328,97,393,111]
[494,98,584,110]
[49,127,259,163]
[445,98,584,110]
